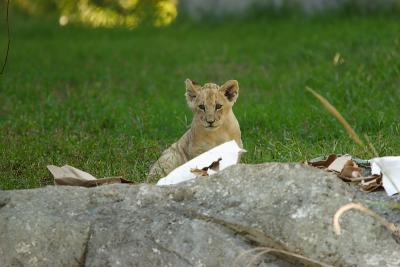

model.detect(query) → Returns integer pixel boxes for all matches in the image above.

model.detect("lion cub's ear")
[220,80,239,103]
[185,79,200,107]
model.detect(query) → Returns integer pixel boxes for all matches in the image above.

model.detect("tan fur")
[148,79,243,179]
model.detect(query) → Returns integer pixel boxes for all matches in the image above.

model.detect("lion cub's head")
[185,79,239,130]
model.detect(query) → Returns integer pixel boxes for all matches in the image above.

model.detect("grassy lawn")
[1,13,400,190]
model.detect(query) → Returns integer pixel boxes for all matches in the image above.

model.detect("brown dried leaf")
[208,157,222,171]
[190,168,209,176]
[190,158,222,176]
[306,156,384,192]
[307,154,337,169]
[328,155,352,172]
[54,176,133,187]
[338,174,379,183]
[340,160,362,178]
[360,176,382,192]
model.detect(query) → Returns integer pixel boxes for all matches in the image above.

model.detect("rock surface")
[1,163,399,267]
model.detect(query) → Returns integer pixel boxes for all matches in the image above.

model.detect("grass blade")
[305,87,364,147]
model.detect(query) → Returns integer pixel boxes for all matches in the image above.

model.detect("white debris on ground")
[156,140,245,186]
[308,154,400,196]
[46,140,245,187]
[371,157,400,196]
[47,165,131,186]
[46,146,400,196]
[47,165,97,182]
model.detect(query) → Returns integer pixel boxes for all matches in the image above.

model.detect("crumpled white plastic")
[156,140,245,186]
[370,156,400,196]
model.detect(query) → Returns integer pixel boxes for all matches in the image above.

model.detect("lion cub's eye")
[215,104,222,110]
[198,104,205,111]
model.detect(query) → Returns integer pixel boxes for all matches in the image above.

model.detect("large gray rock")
[0,163,399,266]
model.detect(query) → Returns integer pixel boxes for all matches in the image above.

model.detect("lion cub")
[148,79,243,179]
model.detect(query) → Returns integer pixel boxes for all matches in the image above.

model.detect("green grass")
[1,13,400,190]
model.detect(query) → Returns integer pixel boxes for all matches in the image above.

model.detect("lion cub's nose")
[207,120,215,126]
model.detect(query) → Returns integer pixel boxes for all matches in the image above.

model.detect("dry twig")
[305,87,364,147]
[234,246,333,267]
[333,203,400,237]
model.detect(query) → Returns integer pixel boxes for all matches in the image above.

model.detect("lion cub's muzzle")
[207,119,216,127]
[204,119,219,129]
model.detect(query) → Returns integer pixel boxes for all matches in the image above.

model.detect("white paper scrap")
[156,140,245,186]
[370,156,400,196]
[47,165,97,181]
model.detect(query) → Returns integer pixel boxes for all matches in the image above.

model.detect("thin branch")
[234,246,333,267]
[0,0,10,75]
